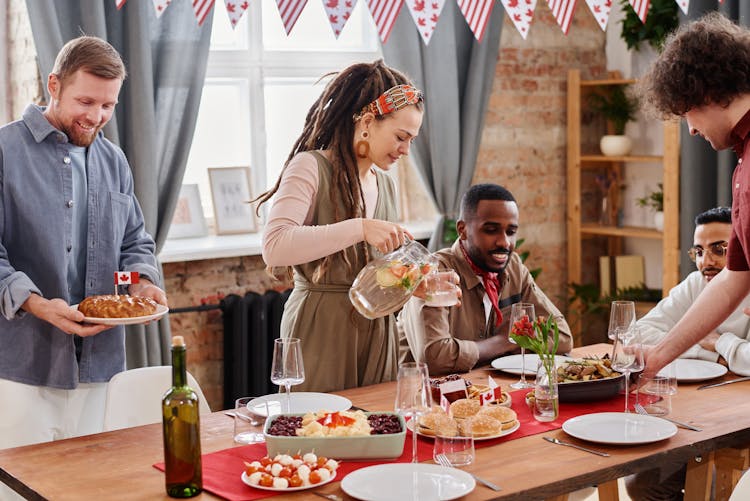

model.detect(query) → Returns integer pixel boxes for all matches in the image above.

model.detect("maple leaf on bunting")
[414,0,425,10]
[330,14,338,22]
[507,0,518,6]
[418,16,426,25]
[326,0,338,7]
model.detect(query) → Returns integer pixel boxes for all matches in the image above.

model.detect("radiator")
[220,289,291,409]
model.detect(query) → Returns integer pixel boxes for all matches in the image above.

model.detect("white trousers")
[0,378,107,450]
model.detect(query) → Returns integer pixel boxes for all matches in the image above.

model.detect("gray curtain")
[383,2,503,250]
[25,0,212,366]
[678,0,749,278]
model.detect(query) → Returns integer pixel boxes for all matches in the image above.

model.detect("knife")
[697,376,750,390]
[542,436,610,457]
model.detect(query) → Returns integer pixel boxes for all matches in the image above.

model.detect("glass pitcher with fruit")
[349,239,438,319]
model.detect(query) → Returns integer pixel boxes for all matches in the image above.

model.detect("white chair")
[103,366,211,431]
[729,468,750,501]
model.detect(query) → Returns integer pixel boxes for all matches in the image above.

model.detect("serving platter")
[72,303,168,326]
[241,470,336,492]
[406,418,520,441]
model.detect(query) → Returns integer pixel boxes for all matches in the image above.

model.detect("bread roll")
[78,294,157,318]
[449,398,481,419]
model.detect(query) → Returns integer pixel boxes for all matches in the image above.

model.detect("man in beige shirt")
[398,184,572,375]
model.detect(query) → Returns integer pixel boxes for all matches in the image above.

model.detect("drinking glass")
[611,326,644,413]
[270,338,305,413]
[508,303,536,390]
[395,362,432,463]
[423,271,460,307]
[233,397,267,444]
[637,374,672,416]
[608,300,636,340]
[433,420,474,466]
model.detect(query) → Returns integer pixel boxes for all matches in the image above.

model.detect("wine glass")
[270,338,305,413]
[395,362,432,463]
[611,325,644,413]
[608,300,636,340]
[508,303,536,390]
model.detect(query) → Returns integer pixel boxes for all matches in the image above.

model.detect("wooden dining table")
[1,343,749,501]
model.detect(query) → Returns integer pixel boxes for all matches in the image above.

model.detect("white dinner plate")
[341,463,475,501]
[562,412,678,445]
[658,359,728,383]
[491,354,573,375]
[406,418,520,441]
[247,392,352,417]
[241,469,336,491]
[71,303,168,326]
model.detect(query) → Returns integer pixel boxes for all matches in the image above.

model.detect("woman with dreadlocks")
[255,60,424,392]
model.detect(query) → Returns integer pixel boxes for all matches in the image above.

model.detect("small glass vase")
[599,194,613,226]
[533,358,559,422]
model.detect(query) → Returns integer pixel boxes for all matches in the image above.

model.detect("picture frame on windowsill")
[208,166,258,235]
[166,184,209,239]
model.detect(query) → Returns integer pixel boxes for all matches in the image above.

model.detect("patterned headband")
[353,84,423,121]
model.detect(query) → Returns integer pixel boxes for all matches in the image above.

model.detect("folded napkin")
[153,433,433,501]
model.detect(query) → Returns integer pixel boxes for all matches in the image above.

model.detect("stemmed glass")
[611,325,644,413]
[608,300,636,341]
[508,303,536,389]
[270,338,305,413]
[395,362,432,463]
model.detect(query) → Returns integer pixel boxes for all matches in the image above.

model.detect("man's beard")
[62,122,100,147]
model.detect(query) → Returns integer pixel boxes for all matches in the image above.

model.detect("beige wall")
[6,1,605,410]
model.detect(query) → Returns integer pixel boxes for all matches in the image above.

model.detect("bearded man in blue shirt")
[0,36,167,448]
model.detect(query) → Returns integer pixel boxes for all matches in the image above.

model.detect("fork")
[312,492,342,501]
[633,403,702,431]
[434,453,502,491]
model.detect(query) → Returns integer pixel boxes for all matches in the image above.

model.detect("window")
[184,0,382,218]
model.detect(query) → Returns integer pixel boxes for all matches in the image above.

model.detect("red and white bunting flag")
[224,0,250,27]
[115,0,127,10]
[152,0,172,18]
[583,0,612,31]
[275,0,310,34]
[674,0,688,14]
[366,0,404,43]
[193,0,216,26]
[322,0,358,38]
[405,0,446,45]
[114,271,140,286]
[547,0,577,35]
[500,0,537,40]
[628,0,649,23]
[457,0,495,42]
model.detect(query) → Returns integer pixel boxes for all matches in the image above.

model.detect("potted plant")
[636,183,664,230]
[619,0,679,52]
[587,85,639,156]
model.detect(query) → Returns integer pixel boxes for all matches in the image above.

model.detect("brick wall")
[6,0,605,411]
[475,3,605,308]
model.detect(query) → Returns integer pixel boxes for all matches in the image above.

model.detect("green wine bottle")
[162,335,202,498]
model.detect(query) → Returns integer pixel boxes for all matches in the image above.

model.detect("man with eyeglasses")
[638,207,750,373]
[627,207,750,501]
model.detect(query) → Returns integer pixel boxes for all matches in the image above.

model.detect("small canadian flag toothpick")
[115,271,139,286]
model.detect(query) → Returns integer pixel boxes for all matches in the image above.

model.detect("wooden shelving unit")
[567,69,680,343]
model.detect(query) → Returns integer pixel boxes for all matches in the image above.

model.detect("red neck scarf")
[459,241,503,326]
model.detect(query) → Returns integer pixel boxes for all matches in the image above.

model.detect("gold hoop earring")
[356,131,370,159]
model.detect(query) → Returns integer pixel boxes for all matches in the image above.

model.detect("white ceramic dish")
[658,359,728,383]
[406,418,520,441]
[562,412,678,445]
[264,412,406,459]
[491,354,573,375]
[241,469,336,491]
[341,463,475,501]
[72,303,168,326]
[248,392,352,416]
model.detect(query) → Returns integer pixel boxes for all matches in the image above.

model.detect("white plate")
[562,412,678,445]
[241,469,336,491]
[71,303,168,326]
[491,354,573,375]
[247,392,352,417]
[406,418,520,441]
[658,359,728,383]
[341,463,475,501]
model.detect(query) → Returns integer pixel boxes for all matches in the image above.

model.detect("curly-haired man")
[638,13,750,385]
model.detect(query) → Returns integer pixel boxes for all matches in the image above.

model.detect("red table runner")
[154,389,626,500]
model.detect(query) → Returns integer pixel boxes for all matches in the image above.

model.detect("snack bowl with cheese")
[264,410,406,459]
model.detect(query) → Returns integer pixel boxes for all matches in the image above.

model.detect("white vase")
[600,135,633,156]
[654,211,664,231]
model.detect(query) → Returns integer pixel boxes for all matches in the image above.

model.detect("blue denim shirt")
[0,105,161,389]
